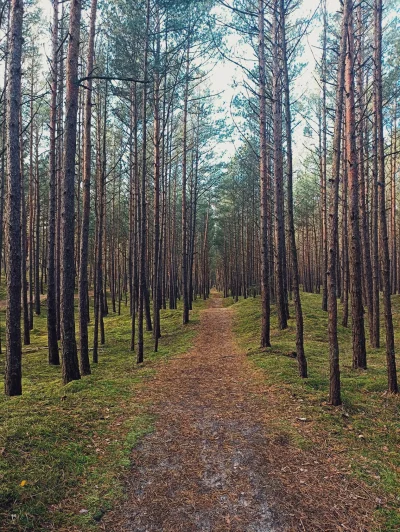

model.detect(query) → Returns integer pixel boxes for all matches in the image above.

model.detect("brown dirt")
[101,294,378,532]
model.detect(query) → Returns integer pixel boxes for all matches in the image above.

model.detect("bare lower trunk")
[258,0,270,348]
[375,0,398,393]
[345,5,367,370]
[280,0,307,377]
[47,0,60,365]
[5,0,23,396]
[327,0,348,406]
[60,0,82,385]
[272,1,287,330]
[78,0,97,376]
[137,0,150,363]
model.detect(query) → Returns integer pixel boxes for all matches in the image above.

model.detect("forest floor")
[100,293,381,532]
[230,292,400,531]
[0,298,206,531]
[1,291,398,531]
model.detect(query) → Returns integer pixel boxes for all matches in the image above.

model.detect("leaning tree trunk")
[5,0,23,397]
[60,0,82,385]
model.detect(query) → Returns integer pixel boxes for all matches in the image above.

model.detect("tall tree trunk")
[137,0,150,363]
[47,0,60,365]
[356,2,374,347]
[258,0,271,347]
[390,103,397,294]
[372,101,380,348]
[280,0,307,377]
[375,0,398,393]
[321,0,328,312]
[21,134,30,347]
[327,0,348,406]
[78,0,97,375]
[93,85,107,363]
[60,0,82,384]
[56,2,65,341]
[28,67,34,329]
[5,0,23,396]
[182,35,190,325]
[34,131,41,316]
[345,3,367,370]
[130,82,138,351]
[153,10,161,350]
[272,0,287,330]
[342,142,349,328]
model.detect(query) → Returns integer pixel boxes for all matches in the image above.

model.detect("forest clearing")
[0,0,400,530]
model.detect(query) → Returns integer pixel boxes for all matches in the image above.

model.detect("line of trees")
[3,0,222,396]
[215,0,399,404]
[2,0,400,405]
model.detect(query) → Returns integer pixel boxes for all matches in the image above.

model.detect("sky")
[206,0,342,163]
[36,0,341,165]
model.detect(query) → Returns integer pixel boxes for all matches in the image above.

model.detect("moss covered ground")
[0,297,206,531]
[230,292,400,531]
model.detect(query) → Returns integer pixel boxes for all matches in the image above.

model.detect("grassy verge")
[0,297,206,531]
[229,292,400,530]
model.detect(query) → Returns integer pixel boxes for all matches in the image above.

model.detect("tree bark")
[78,0,97,375]
[321,0,328,312]
[182,35,190,325]
[258,0,271,347]
[137,0,150,363]
[272,0,287,330]
[60,0,82,384]
[327,0,348,406]
[5,0,23,396]
[375,0,398,393]
[47,0,60,365]
[345,3,367,370]
[280,0,307,377]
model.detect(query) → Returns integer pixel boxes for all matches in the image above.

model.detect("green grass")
[229,292,400,531]
[0,296,205,531]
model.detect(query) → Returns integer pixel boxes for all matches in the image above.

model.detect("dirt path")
[101,294,377,531]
